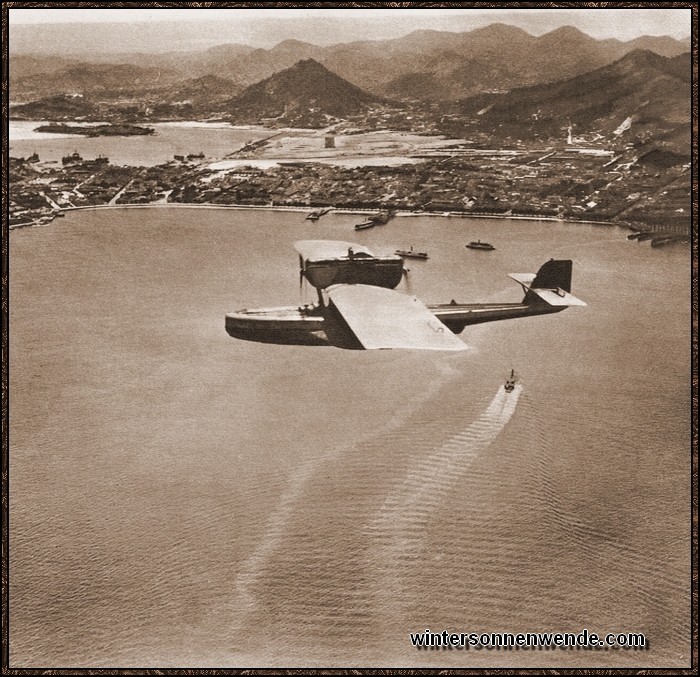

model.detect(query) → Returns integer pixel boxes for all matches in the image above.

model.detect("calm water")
[9,122,430,168]
[9,208,691,668]
[9,121,272,166]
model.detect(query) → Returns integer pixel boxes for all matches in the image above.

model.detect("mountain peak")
[614,48,669,70]
[469,23,532,40]
[289,57,326,70]
[540,25,593,41]
[274,39,315,50]
[227,58,387,126]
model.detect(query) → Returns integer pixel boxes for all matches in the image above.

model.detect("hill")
[11,63,181,101]
[455,49,690,151]
[225,58,391,127]
[10,94,100,120]
[162,74,242,105]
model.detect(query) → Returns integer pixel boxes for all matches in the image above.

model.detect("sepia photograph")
[4,3,695,670]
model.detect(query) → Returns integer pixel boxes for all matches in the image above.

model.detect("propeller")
[298,255,306,303]
[299,268,306,303]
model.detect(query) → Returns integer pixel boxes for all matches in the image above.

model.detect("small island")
[35,123,155,137]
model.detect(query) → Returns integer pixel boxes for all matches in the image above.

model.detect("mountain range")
[10,24,689,102]
[455,49,690,146]
[9,24,691,154]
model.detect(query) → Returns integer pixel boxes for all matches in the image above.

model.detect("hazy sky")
[8,7,693,54]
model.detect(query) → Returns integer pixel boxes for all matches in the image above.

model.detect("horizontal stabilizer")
[508,273,536,288]
[510,260,585,307]
[327,284,469,351]
[526,288,587,306]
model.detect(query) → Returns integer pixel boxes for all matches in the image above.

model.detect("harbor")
[9,132,691,240]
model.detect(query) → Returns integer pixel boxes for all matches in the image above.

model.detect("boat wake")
[229,359,464,636]
[365,383,522,623]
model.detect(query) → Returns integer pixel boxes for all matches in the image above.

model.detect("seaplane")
[225,240,586,350]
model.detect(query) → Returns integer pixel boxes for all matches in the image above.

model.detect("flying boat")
[225,240,586,350]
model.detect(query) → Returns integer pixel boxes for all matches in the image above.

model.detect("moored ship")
[306,207,332,221]
[371,209,395,225]
[354,220,375,230]
[466,240,495,251]
[395,247,429,260]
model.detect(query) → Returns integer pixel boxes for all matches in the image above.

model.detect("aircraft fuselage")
[225,300,563,348]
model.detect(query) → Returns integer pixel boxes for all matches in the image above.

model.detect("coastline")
[9,201,628,231]
[10,120,689,237]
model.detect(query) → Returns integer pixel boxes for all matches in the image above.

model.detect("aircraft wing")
[326,284,469,351]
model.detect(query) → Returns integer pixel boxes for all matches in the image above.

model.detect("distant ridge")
[377,25,690,101]
[10,62,181,101]
[10,23,690,103]
[457,49,690,151]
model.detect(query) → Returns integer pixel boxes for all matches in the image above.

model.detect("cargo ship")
[395,247,428,260]
[466,240,495,251]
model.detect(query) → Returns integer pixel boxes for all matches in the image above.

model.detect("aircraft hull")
[225,302,562,347]
[429,302,563,332]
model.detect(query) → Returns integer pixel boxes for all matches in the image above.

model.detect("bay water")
[9,208,691,667]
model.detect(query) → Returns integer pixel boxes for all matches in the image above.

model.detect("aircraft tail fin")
[531,259,572,293]
[509,260,586,307]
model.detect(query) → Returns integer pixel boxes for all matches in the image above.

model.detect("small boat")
[354,220,375,231]
[354,209,395,230]
[504,369,517,393]
[627,231,643,241]
[466,240,495,251]
[371,209,396,226]
[395,247,428,260]
[306,207,332,221]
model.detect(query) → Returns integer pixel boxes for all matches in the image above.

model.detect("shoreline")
[10,122,689,237]
[9,202,628,231]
